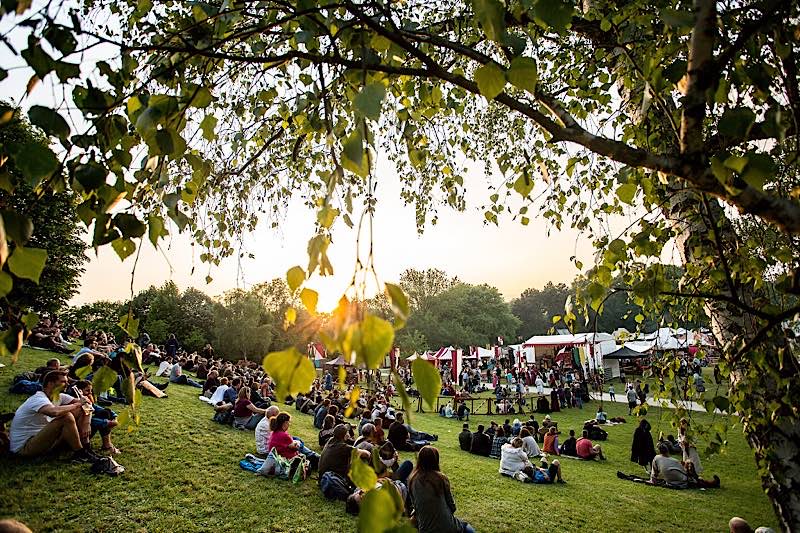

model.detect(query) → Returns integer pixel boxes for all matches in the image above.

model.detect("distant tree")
[214,289,275,360]
[511,282,570,337]
[399,268,460,312]
[62,300,124,335]
[410,283,520,348]
[395,329,429,356]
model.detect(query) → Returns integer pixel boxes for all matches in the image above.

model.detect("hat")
[333,424,349,440]
[544,415,551,421]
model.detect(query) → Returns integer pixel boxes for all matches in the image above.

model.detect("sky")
[73,153,597,311]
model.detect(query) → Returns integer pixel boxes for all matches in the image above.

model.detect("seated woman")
[408,446,475,533]
[372,417,386,445]
[594,404,608,424]
[202,370,220,397]
[440,402,454,418]
[520,427,541,458]
[233,387,267,430]
[499,437,533,480]
[74,380,121,455]
[318,414,336,448]
[542,427,560,455]
[373,441,413,482]
[267,412,319,470]
[489,426,508,459]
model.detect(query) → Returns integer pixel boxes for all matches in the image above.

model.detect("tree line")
[64,267,689,358]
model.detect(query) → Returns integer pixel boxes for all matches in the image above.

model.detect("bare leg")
[18,413,81,457]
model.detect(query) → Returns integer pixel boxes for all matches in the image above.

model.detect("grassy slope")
[0,348,776,532]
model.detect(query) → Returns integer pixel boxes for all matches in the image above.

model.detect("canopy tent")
[522,332,616,370]
[466,346,496,359]
[434,346,463,383]
[603,346,651,359]
[324,355,348,366]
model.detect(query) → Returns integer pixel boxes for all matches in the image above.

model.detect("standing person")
[535,375,544,395]
[608,384,616,402]
[626,386,638,415]
[165,334,180,359]
[408,446,475,533]
[324,370,333,391]
[630,419,656,470]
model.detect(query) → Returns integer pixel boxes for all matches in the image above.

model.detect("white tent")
[522,332,616,369]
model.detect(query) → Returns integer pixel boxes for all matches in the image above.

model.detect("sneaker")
[557,479,567,484]
[712,475,720,488]
[155,382,169,391]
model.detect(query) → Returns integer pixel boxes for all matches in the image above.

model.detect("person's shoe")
[557,479,567,484]
[97,398,113,407]
[616,471,627,480]
[431,435,439,441]
[155,382,169,391]
[72,449,101,464]
[101,445,122,456]
[712,475,720,488]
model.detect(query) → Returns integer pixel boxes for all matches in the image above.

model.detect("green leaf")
[118,314,139,338]
[348,448,378,490]
[0,271,13,297]
[111,238,136,260]
[151,128,186,157]
[199,115,217,141]
[741,153,776,191]
[74,365,92,379]
[300,287,318,314]
[191,87,213,108]
[357,482,413,533]
[357,314,395,369]
[148,215,165,247]
[21,40,55,79]
[262,347,316,400]
[114,213,146,238]
[28,105,70,139]
[0,325,24,362]
[660,8,695,28]
[12,141,58,185]
[353,83,386,121]
[7,246,47,282]
[513,172,533,197]
[507,57,538,93]
[718,108,756,139]
[532,0,574,32]
[317,206,339,229]
[384,282,409,323]
[286,265,306,293]
[91,365,118,395]
[411,358,441,409]
[616,182,637,204]
[342,130,369,177]
[473,0,506,42]
[21,312,39,331]
[284,307,297,328]
[0,209,33,245]
[73,161,108,191]
[713,395,730,412]
[474,63,506,100]
[392,371,412,423]
[44,24,77,55]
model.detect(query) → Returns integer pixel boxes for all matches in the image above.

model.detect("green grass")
[0,348,777,532]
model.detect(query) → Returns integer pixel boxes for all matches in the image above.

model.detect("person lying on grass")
[73,380,121,455]
[409,446,476,533]
[8,370,102,464]
[576,430,606,461]
[267,412,319,470]
[618,442,720,489]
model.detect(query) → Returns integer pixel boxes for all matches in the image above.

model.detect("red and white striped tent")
[434,346,463,383]
[308,342,327,360]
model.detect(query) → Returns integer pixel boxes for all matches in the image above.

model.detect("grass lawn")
[0,348,777,532]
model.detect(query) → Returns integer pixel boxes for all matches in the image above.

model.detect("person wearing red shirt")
[576,429,606,460]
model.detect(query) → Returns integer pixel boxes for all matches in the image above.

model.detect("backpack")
[212,410,233,425]
[288,455,309,483]
[91,457,125,476]
[319,471,354,501]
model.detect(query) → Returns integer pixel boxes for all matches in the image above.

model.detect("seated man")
[28,319,72,354]
[254,405,280,455]
[388,412,428,451]
[169,359,203,388]
[650,442,689,488]
[458,423,472,451]
[456,401,470,421]
[318,424,370,501]
[469,424,492,457]
[397,412,437,443]
[8,370,100,463]
[559,429,578,456]
[576,430,606,460]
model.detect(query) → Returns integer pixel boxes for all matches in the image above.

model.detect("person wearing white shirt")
[255,405,280,455]
[8,370,100,463]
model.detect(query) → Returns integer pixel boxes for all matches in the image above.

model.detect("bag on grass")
[91,457,125,476]
[320,471,354,501]
[288,455,309,483]
[257,449,279,476]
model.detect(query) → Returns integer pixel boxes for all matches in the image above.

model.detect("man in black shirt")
[458,423,472,451]
[470,424,492,456]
